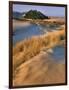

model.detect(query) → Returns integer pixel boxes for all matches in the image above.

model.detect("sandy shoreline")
[13,52,65,86]
[13,17,65,29]
[13,28,65,86]
[13,20,31,29]
[13,18,65,86]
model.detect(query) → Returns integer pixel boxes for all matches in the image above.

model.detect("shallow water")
[13,23,65,63]
[13,23,60,45]
[13,24,44,45]
[48,45,65,63]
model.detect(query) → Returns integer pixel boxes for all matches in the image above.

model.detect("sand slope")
[13,27,65,86]
[13,52,65,86]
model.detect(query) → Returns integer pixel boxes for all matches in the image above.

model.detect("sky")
[13,4,65,17]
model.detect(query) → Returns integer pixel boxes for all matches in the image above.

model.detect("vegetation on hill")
[24,10,49,19]
[13,12,22,19]
[13,10,49,20]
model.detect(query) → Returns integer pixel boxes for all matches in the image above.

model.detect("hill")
[13,10,49,20]
[13,12,22,19]
[13,12,26,20]
[24,10,49,19]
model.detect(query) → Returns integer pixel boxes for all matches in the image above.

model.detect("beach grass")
[13,29,65,70]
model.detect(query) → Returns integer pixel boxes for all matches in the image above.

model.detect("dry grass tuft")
[13,29,65,71]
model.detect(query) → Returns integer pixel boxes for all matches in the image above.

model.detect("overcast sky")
[13,4,65,17]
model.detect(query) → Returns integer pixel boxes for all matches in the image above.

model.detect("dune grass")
[13,29,65,71]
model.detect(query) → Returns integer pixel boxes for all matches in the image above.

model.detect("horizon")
[13,4,65,17]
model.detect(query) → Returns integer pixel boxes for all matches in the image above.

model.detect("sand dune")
[13,29,65,69]
[13,52,65,86]
[13,28,65,86]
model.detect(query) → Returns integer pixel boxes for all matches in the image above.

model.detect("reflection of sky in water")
[13,24,65,63]
[13,24,44,45]
[48,45,65,63]
[13,23,60,45]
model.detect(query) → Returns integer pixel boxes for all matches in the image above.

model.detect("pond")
[13,23,60,45]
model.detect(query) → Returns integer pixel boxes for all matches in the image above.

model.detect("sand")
[13,17,65,29]
[13,29,65,86]
[13,52,65,86]
[12,18,66,86]
[13,20,31,29]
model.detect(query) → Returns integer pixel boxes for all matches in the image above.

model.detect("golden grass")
[31,18,65,25]
[13,29,65,71]
[12,18,66,86]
